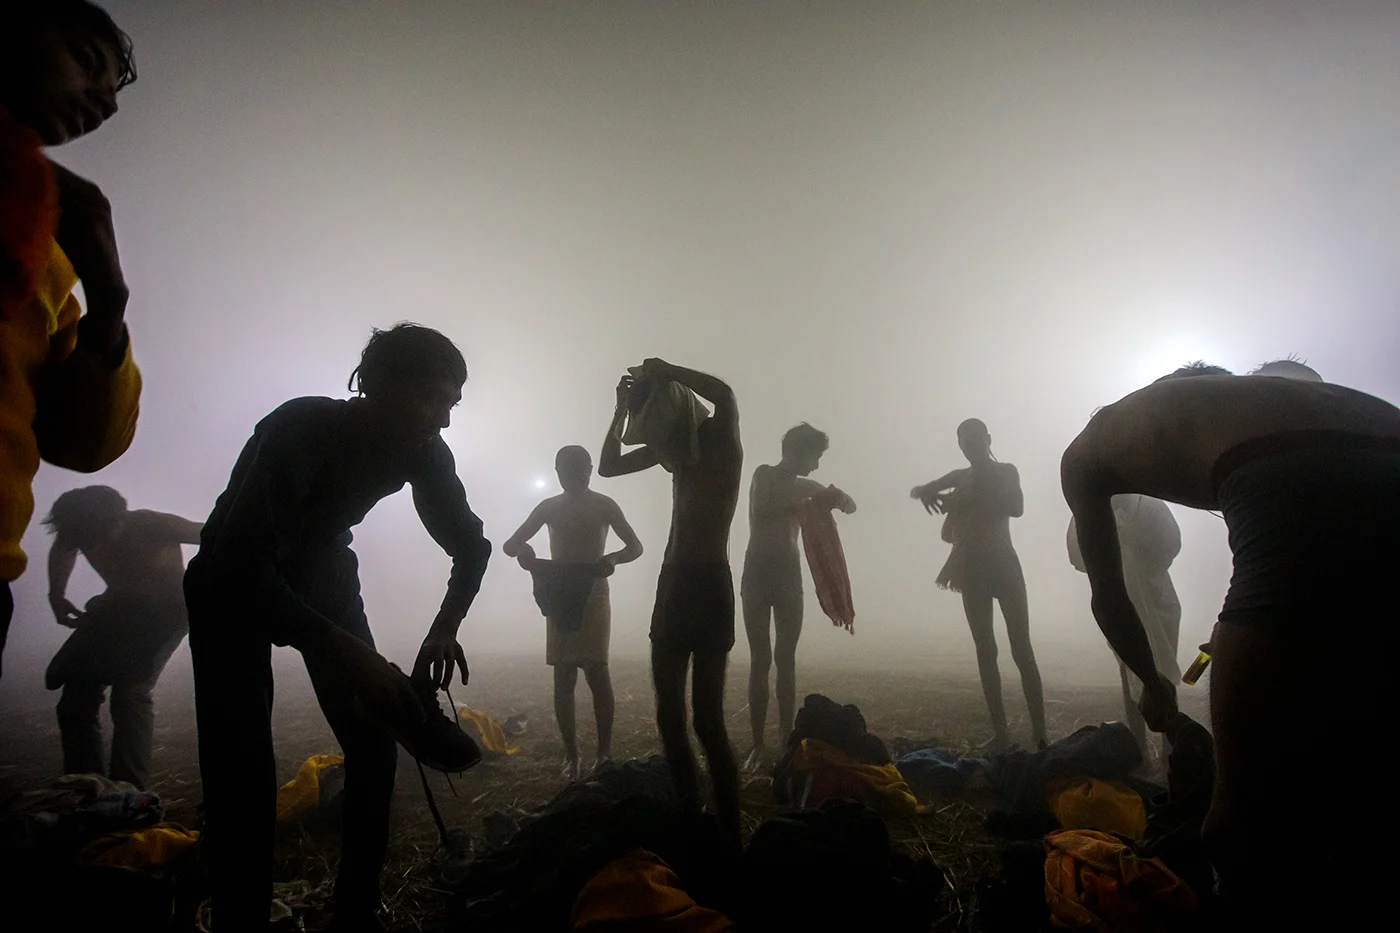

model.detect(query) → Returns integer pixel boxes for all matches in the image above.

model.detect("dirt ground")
[0,652,1210,931]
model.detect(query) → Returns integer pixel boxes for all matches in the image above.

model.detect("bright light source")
[534,478,548,490]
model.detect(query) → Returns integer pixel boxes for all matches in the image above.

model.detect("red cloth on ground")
[799,493,855,633]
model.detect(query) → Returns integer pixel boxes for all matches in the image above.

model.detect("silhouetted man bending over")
[1061,361,1400,928]
[185,324,490,932]
[599,358,743,844]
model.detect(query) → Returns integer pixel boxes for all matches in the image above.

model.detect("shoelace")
[414,682,466,851]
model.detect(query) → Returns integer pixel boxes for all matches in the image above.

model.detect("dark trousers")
[57,631,182,788]
[187,555,397,931]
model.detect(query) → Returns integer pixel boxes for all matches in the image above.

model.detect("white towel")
[618,370,710,466]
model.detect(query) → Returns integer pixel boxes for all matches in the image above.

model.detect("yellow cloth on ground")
[788,738,930,819]
[457,706,520,755]
[1050,778,1147,838]
[1044,829,1197,932]
[275,754,344,824]
[571,847,735,932]
[81,822,200,869]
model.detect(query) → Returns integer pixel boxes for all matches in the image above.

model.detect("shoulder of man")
[255,396,343,437]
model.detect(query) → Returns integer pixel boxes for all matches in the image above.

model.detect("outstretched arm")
[150,511,205,545]
[604,498,644,568]
[598,375,661,477]
[47,542,83,627]
[911,468,964,513]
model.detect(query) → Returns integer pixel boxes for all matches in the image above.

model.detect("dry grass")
[0,653,1208,931]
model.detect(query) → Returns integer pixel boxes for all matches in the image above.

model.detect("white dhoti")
[546,578,611,668]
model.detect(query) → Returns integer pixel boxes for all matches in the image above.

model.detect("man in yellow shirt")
[0,2,143,678]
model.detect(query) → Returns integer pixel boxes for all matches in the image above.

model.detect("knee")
[57,686,100,718]
[692,707,727,747]
[1009,641,1038,670]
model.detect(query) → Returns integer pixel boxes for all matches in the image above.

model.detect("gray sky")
[7,1,1400,690]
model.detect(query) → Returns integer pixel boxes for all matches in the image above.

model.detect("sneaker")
[358,674,482,773]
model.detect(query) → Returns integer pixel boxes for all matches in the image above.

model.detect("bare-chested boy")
[503,445,642,781]
[598,358,743,843]
[741,423,855,771]
[43,486,201,788]
[1061,361,1400,925]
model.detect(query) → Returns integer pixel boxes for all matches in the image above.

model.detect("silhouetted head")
[1153,361,1234,383]
[780,423,829,476]
[555,445,593,492]
[349,323,467,449]
[1,2,136,145]
[43,485,127,551]
[957,418,992,464]
[1250,357,1322,382]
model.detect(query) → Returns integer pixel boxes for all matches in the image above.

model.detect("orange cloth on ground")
[788,738,930,819]
[457,706,520,755]
[80,822,201,869]
[1050,778,1147,838]
[571,847,734,932]
[275,754,344,823]
[798,495,855,633]
[1044,829,1197,932]
[1,110,142,581]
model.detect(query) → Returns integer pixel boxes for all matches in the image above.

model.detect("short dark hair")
[1250,357,1321,382]
[43,485,127,549]
[781,422,829,460]
[1154,360,1233,382]
[13,1,138,90]
[555,445,591,469]
[348,322,467,395]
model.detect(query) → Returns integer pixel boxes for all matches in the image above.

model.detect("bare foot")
[561,753,581,782]
[742,745,768,774]
[589,757,614,777]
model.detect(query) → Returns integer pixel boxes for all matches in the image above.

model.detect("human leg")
[109,630,183,788]
[772,593,804,744]
[582,662,614,765]
[1117,660,1149,753]
[741,589,772,762]
[961,590,1008,743]
[692,648,741,847]
[189,607,277,932]
[305,610,398,922]
[651,642,698,811]
[553,663,581,779]
[998,585,1046,746]
[57,679,107,776]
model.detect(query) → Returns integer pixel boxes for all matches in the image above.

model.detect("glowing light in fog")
[534,477,548,490]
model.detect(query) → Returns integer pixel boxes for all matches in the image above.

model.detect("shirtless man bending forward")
[599,358,743,844]
[1061,362,1400,926]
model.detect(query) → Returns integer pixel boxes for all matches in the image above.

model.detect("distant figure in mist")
[184,324,491,932]
[740,423,855,772]
[41,486,201,789]
[1067,494,1181,757]
[1061,361,1400,927]
[599,358,744,845]
[503,445,643,781]
[911,418,1047,750]
[1,2,145,680]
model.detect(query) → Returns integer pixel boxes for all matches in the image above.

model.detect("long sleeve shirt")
[1,238,142,582]
[187,397,491,649]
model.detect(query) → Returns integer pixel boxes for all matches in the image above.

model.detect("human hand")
[514,542,538,570]
[50,595,84,628]
[413,631,470,691]
[615,375,635,410]
[1139,673,1179,732]
[597,555,618,578]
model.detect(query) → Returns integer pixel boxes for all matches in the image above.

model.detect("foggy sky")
[7,0,1400,693]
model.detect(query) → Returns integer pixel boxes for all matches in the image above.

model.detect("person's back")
[1062,364,1400,927]
[82,510,192,597]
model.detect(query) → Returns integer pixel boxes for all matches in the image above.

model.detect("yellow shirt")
[0,239,142,580]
